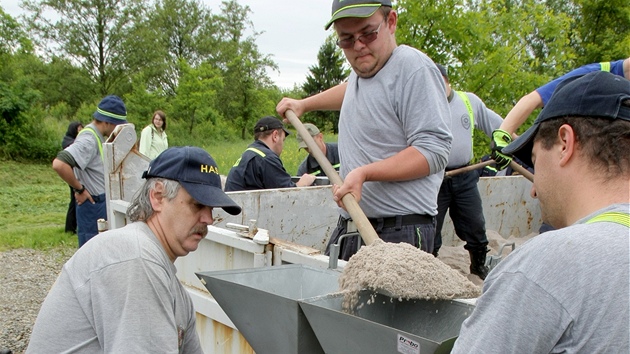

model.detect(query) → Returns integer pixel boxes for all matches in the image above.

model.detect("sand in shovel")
[339,239,481,311]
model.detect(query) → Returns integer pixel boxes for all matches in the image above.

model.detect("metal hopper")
[298,290,475,354]
[195,264,341,354]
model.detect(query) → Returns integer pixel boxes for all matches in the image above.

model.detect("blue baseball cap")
[93,95,128,125]
[142,147,241,215]
[325,0,392,30]
[504,71,630,167]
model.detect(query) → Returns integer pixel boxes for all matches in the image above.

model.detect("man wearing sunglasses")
[276,0,451,260]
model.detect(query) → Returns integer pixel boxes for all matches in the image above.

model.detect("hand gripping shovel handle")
[285,110,379,246]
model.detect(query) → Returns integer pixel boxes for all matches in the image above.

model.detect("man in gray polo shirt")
[52,95,127,246]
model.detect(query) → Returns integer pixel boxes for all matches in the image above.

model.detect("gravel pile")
[0,248,74,354]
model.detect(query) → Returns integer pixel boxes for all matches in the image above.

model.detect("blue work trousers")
[76,193,107,247]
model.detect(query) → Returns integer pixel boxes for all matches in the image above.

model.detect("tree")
[171,60,223,135]
[0,7,33,54]
[148,0,217,95]
[568,0,630,64]
[211,0,279,139]
[301,35,349,133]
[22,0,158,96]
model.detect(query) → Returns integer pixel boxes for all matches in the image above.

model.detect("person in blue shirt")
[491,57,630,170]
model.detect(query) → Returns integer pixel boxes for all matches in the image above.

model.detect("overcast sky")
[1,0,334,89]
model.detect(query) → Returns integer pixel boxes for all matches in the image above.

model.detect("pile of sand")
[339,239,481,311]
[338,230,539,311]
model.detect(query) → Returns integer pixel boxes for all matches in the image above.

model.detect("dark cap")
[254,116,290,136]
[325,0,392,30]
[142,146,241,215]
[436,64,448,79]
[296,123,321,149]
[504,71,630,167]
[93,95,127,125]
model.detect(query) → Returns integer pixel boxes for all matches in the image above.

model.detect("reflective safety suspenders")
[600,62,611,72]
[78,126,104,162]
[455,91,475,137]
[233,147,266,167]
[585,211,630,227]
[310,163,341,176]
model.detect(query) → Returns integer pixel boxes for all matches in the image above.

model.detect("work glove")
[490,129,513,171]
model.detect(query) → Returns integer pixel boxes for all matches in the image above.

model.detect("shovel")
[285,110,379,246]
[445,159,535,183]
[444,160,496,177]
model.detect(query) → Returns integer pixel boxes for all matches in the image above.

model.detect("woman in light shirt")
[139,110,168,159]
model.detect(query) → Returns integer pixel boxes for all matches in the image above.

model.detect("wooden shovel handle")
[509,160,534,182]
[285,110,379,246]
[444,160,496,177]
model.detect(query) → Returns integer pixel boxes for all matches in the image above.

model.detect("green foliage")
[22,0,153,96]
[212,0,279,139]
[301,35,349,133]
[1,0,628,164]
[0,7,33,54]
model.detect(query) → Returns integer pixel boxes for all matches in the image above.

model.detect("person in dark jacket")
[296,123,340,177]
[62,121,83,234]
[225,116,316,191]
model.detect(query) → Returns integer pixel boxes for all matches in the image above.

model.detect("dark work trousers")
[76,193,107,247]
[65,186,78,233]
[434,170,488,253]
[325,215,436,261]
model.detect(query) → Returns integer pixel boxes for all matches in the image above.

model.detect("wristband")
[73,185,86,194]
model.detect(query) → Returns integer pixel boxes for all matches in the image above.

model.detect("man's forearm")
[52,158,81,190]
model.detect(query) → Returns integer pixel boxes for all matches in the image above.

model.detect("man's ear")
[149,181,165,211]
[557,124,577,167]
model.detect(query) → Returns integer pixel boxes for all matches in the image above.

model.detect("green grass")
[0,134,338,250]
[0,161,77,251]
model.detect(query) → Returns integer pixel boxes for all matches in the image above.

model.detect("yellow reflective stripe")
[78,127,104,162]
[586,211,630,227]
[331,4,380,18]
[246,147,266,158]
[600,62,611,72]
[310,163,340,176]
[455,91,474,137]
[231,147,267,167]
[96,107,127,121]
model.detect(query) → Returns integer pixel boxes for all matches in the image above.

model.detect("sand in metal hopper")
[196,264,341,354]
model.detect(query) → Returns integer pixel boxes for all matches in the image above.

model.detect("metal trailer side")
[103,124,541,353]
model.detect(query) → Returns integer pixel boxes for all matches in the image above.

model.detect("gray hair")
[126,178,182,222]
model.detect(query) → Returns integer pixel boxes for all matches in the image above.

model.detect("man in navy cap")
[53,95,128,246]
[29,146,241,353]
[452,71,630,352]
[225,116,316,191]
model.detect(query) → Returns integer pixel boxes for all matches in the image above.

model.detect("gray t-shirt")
[447,91,503,168]
[452,203,630,353]
[64,122,106,195]
[27,222,203,354]
[338,45,452,218]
